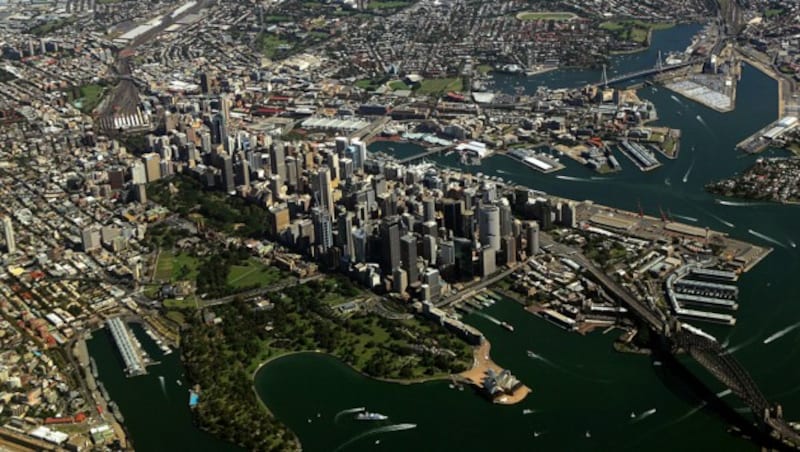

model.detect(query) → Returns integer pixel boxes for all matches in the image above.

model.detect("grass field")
[600,20,674,44]
[477,64,493,74]
[516,11,577,21]
[367,0,410,9]
[417,77,463,94]
[388,80,409,90]
[154,251,201,282]
[257,33,289,59]
[227,259,284,289]
[71,84,106,113]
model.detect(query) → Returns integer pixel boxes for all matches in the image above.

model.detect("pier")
[106,317,147,377]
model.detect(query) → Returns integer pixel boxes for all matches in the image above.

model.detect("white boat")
[176,379,182,386]
[585,430,591,438]
[355,412,388,421]
[630,411,636,419]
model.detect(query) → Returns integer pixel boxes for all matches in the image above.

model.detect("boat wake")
[682,159,695,183]
[474,311,502,326]
[333,423,417,451]
[716,389,732,398]
[715,199,761,207]
[496,169,510,175]
[632,408,657,422]
[556,175,592,182]
[747,229,788,249]
[704,211,734,228]
[335,407,366,423]
[672,214,698,223]
[668,402,706,427]
[590,176,609,181]
[763,321,800,345]
[724,335,760,355]
[695,114,710,129]
[670,94,683,105]
[158,376,167,397]
[664,178,671,187]
[527,350,610,383]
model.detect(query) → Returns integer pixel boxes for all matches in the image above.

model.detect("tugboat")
[355,412,389,421]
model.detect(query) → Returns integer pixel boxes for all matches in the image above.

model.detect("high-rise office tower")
[220,154,235,193]
[142,153,161,182]
[527,221,540,256]
[337,211,355,259]
[478,204,501,252]
[400,234,418,284]
[380,216,401,274]
[312,207,333,253]
[270,143,286,182]
[314,167,334,218]
[3,216,15,254]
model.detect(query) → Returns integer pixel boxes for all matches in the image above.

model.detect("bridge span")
[564,247,800,448]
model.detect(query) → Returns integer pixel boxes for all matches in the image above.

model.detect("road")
[197,274,323,308]
[436,264,521,308]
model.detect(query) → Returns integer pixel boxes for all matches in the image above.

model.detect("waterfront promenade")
[459,340,531,405]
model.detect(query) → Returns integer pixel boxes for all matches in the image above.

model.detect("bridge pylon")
[601,64,608,88]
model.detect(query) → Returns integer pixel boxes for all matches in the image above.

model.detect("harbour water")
[87,323,239,452]
[91,23,800,452]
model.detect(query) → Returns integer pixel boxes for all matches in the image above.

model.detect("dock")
[505,148,565,174]
[617,140,661,171]
[106,317,147,377]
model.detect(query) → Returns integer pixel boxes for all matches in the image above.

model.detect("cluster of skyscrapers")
[114,96,584,300]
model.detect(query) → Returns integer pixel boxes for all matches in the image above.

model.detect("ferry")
[355,412,388,421]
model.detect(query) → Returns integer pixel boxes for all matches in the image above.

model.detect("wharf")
[106,317,148,377]
[503,148,565,174]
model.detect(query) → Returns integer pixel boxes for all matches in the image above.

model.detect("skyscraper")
[314,167,334,218]
[527,221,540,256]
[337,211,355,259]
[270,143,286,182]
[380,216,401,274]
[400,234,418,284]
[478,204,501,252]
[3,216,15,254]
[142,153,161,182]
[312,207,333,253]
[220,154,235,193]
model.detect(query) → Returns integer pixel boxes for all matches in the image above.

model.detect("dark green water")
[86,323,240,451]
[90,23,800,452]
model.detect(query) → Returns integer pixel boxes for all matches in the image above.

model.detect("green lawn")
[355,79,375,89]
[764,8,783,18]
[155,251,201,282]
[417,77,463,94]
[163,297,199,310]
[76,84,106,113]
[227,259,283,289]
[600,20,673,44]
[257,33,289,59]
[388,80,409,90]
[366,0,410,9]
[516,11,577,21]
[477,64,493,74]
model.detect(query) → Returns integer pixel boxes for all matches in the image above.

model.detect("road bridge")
[566,248,800,447]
